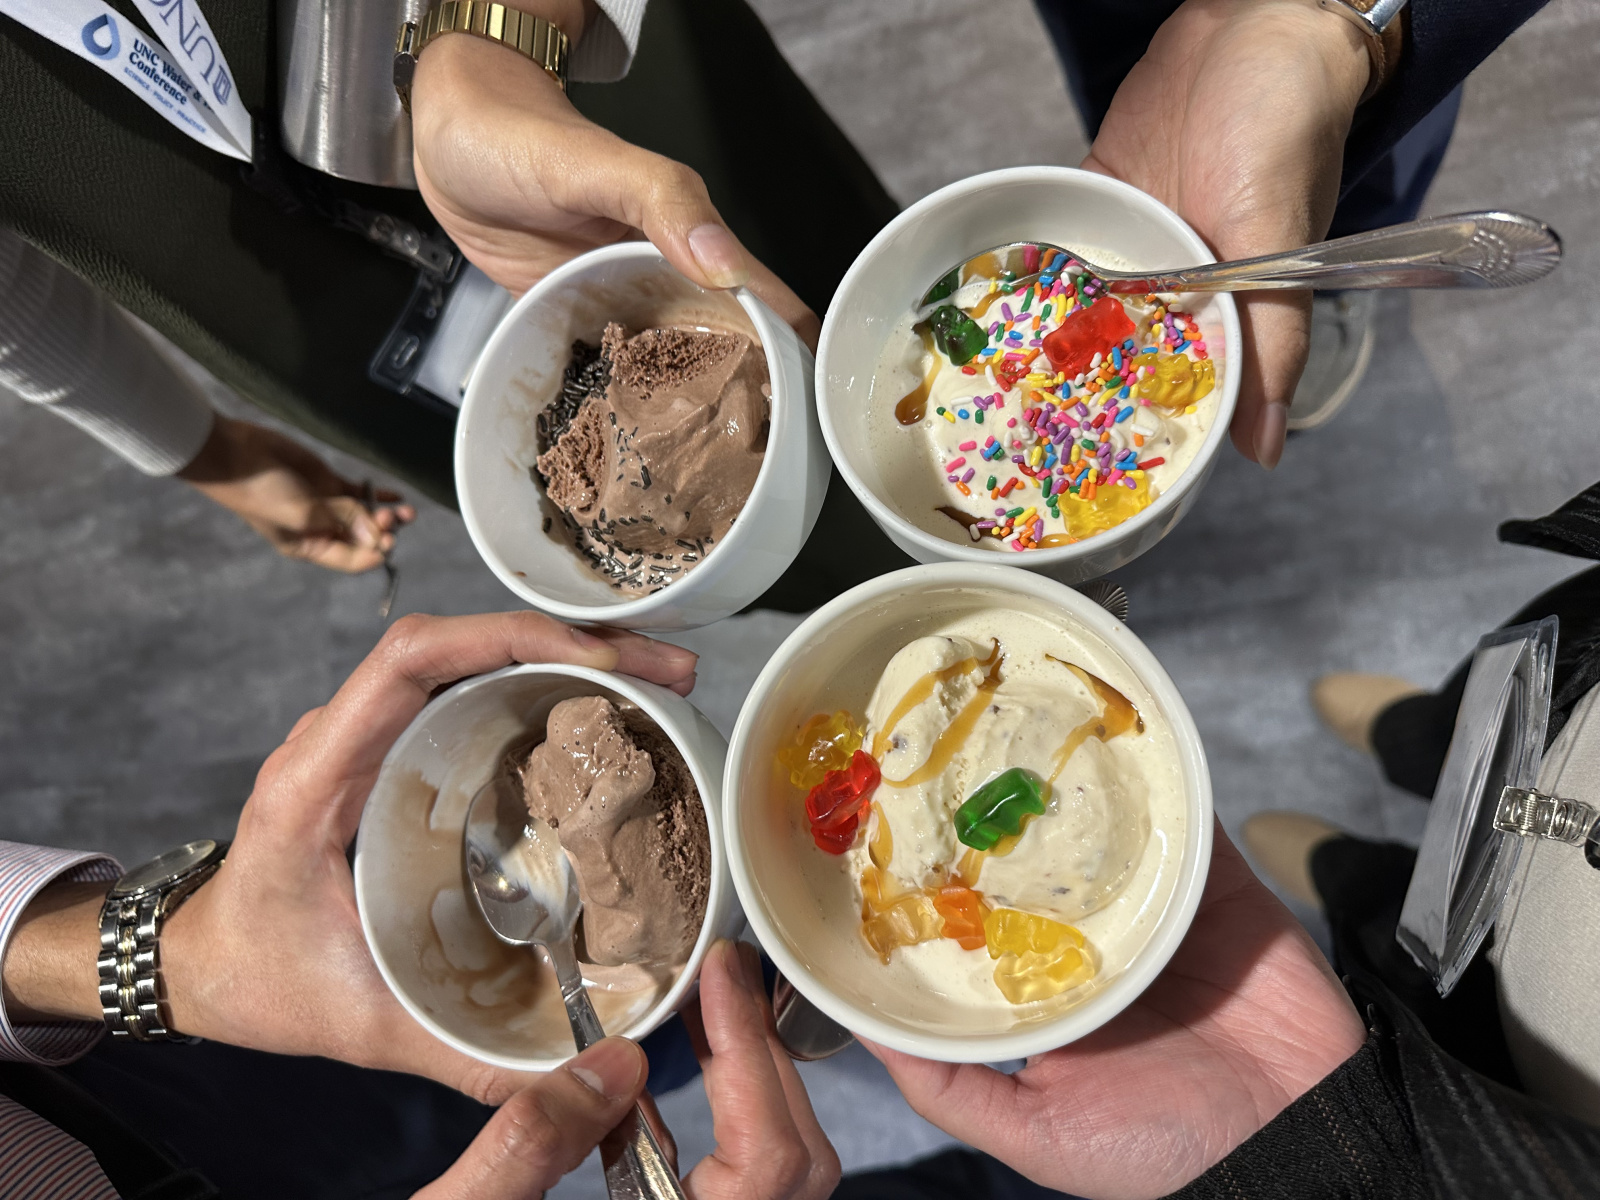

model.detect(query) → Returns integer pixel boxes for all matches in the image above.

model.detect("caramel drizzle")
[894,325,941,426]
[953,657,1143,886]
[879,642,1005,790]
[1045,656,1143,782]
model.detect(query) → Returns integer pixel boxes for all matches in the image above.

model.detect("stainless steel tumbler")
[278,0,427,188]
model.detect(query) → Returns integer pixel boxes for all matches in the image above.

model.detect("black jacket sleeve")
[1342,0,1552,191]
[1173,982,1600,1199]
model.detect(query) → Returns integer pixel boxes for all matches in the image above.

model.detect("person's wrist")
[1301,0,1374,111]
[1,880,111,1025]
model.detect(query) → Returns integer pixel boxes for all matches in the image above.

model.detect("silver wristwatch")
[97,839,229,1042]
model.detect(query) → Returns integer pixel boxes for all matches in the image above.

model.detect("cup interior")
[356,664,729,1071]
[817,167,1239,568]
[726,566,1211,1060]
[456,247,772,617]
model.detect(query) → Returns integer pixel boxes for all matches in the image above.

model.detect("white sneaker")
[1287,291,1377,431]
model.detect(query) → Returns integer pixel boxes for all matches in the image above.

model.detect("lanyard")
[0,0,251,161]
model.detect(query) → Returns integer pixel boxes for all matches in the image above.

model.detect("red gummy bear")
[804,750,881,854]
[1042,296,1136,378]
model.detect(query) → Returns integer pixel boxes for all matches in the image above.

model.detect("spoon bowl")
[463,775,579,949]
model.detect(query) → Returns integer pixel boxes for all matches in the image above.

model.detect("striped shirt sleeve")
[0,843,121,1067]
[0,1096,118,1200]
[573,0,646,82]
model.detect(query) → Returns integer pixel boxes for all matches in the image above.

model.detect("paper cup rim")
[722,562,1213,1062]
[456,242,796,625]
[355,661,728,1071]
[815,165,1242,569]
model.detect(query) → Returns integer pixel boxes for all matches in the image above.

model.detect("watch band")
[394,2,569,115]
[96,852,225,1042]
[1318,0,1407,102]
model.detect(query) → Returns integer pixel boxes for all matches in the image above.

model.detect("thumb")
[414,1037,648,1200]
[587,145,750,291]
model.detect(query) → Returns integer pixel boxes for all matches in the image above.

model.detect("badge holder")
[1398,617,1600,996]
[369,259,513,412]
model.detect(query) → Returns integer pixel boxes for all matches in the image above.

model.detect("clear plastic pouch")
[1398,616,1600,996]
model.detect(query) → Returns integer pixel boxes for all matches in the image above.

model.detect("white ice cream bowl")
[723,564,1212,1063]
[354,663,741,1072]
[456,243,830,632]
[816,166,1241,582]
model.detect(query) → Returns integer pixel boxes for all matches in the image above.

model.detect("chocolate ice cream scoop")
[535,322,769,594]
[521,696,710,967]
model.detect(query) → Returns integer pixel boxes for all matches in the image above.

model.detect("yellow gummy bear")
[776,710,864,789]
[1132,351,1215,411]
[992,946,1095,1004]
[983,908,1095,1004]
[983,908,1086,959]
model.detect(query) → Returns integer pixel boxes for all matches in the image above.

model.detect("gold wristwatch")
[394,1,570,114]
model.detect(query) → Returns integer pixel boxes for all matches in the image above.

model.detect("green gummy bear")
[954,767,1046,851]
[927,305,988,366]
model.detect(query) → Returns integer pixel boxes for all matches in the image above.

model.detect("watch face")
[111,840,225,898]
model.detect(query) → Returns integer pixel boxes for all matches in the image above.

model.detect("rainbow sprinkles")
[886,246,1218,551]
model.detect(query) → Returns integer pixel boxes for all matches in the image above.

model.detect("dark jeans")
[1310,561,1600,1092]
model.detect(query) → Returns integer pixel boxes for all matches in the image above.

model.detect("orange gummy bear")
[934,886,987,951]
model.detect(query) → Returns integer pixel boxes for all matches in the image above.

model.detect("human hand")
[1083,0,1372,468]
[409,15,820,350]
[154,612,698,1104]
[176,416,416,574]
[415,940,839,1199]
[865,825,1367,1200]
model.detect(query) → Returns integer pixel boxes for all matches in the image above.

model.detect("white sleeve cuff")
[0,230,215,477]
[571,0,647,82]
[0,844,122,1067]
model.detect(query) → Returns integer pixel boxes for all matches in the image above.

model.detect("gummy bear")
[927,305,988,366]
[954,767,1047,852]
[934,886,987,951]
[778,710,865,789]
[1042,296,1136,378]
[861,890,943,963]
[992,945,1095,1004]
[984,908,1095,1004]
[983,907,1085,959]
[1132,351,1215,410]
[805,750,880,854]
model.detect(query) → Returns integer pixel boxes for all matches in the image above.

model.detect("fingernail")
[688,224,749,289]
[712,939,744,989]
[570,627,611,653]
[568,1038,643,1100]
[1254,402,1287,471]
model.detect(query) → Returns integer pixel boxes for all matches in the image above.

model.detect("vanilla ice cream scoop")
[860,633,1151,922]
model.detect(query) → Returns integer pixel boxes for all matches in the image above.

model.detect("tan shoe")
[1242,812,1344,908]
[1311,673,1424,754]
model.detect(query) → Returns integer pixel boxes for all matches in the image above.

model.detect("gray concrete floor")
[2,0,1598,1192]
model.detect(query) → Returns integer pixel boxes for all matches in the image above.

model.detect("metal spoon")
[464,776,685,1200]
[917,210,1562,309]
[772,971,855,1061]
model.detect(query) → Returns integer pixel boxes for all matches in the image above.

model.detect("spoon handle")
[544,941,687,1200]
[1104,211,1561,293]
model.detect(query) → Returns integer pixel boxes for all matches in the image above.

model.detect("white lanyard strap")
[0,0,252,162]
